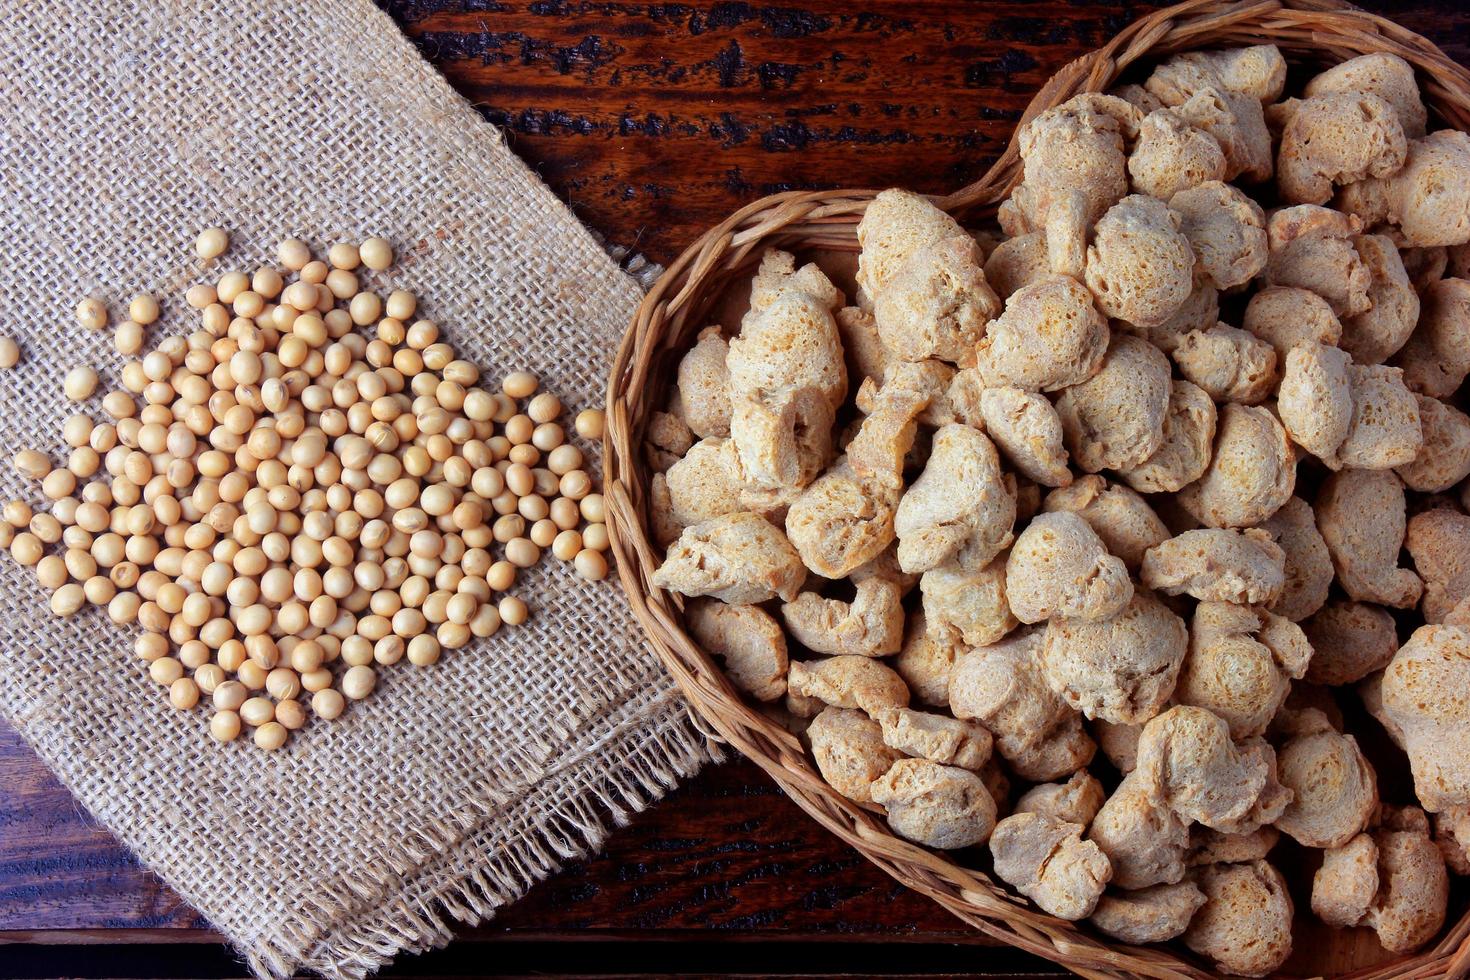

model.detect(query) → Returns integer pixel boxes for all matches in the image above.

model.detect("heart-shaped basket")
[602,1,1470,976]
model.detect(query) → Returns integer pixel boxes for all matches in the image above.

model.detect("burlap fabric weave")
[0,2,715,976]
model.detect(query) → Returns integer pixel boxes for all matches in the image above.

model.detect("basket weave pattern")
[604,2,1470,977]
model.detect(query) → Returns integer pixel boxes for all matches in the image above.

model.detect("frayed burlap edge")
[6,653,723,980]
[282,693,723,979]
[590,231,666,293]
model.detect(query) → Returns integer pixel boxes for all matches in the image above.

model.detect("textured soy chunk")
[1055,333,1172,474]
[856,187,969,300]
[1378,625,1470,812]
[1312,817,1449,954]
[1014,770,1105,828]
[807,707,902,804]
[1341,234,1419,365]
[686,600,788,702]
[1337,130,1470,247]
[1432,805,1470,875]
[1393,278,1470,399]
[1089,881,1206,944]
[1368,809,1450,953]
[1169,181,1267,289]
[652,512,807,604]
[1276,92,1406,205]
[1187,825,1281,867]
[1041,476,1169,571]
[974,275,1109,392]
[1040,591,1187,726]
[982,233,1048,300]
[1336,363,1423,472]
[1083,195,1195,329]
[1258,497,1333,622]
[949,629,1096,782]
[785,458,901,580]
[1128,108,1226,201]
[1275,720,1378,849]
[1179,403,1295,529]
[1263,204,1371,317]
[846,376,929,489]
[1088,768,1190,889]
[664,437,743,527]
[990,811,1112,920]
[1278,341,1353,467]
[1171,323,1276,405]
[1313,834,1380,928]
[876,707,992,770]
[919,556,1016,649]
[1092,718,1143,774]
[1134,706,1286,833]
[875,358,955,427]
[872,758,998,850]
[1398,397,1470,494]
[726,251,846,489]
[1184,860,1294,978]
[781,578,905,658]
[1303,599,1398,685]
[1141,527,1285,606]
[977,387,1071,487]
[1116,380,1216,495]
[1005,512,1132,624]
[1316,469,1422,609]
[788,655,910,716]
[893,610,960,708]
[870,227,1000,362]
[728,385,835,493]
[1242,285,1342,357]
[893,424,1015,575]
[1305,53,1427,138]
[1123,283,1220,359]
[1406,509,1470,626]
[676,326,732,439]
[1175,602,1312,740]
[1000,94,1135,235]
[1145,49,1277,183]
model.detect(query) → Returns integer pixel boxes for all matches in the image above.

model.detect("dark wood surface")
[6,1,1470,976]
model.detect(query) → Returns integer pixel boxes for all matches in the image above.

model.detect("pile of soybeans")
[0,230,610,750]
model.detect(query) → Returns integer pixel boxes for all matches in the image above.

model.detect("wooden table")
[5,1,1469,976]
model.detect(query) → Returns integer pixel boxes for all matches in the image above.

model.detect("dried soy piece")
[643,43,1470,974]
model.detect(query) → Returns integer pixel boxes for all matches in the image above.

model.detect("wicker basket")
[602,2,1470,977]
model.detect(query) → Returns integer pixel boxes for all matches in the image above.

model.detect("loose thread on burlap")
[271,697,720,980]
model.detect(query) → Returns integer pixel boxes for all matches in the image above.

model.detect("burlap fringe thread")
[3,612,721,980]
[256,694,720,978]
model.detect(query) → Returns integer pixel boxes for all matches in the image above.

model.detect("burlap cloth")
[0,2,717,976]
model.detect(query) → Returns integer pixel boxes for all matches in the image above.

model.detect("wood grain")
[377,0,1470,263]
[384,0,1158,263]
[1,721,976,940]
[5,0,1470,966]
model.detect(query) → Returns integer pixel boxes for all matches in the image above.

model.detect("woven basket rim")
[602,2,1470,977]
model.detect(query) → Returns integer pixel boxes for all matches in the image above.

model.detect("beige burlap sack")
[0,2,715,976]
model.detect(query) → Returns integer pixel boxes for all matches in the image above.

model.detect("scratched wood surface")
[5,0,1470,973]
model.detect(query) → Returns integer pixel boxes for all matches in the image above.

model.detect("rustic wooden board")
[381,0,1470,264]
[5,0,1470,974]
[0,724,980,941]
